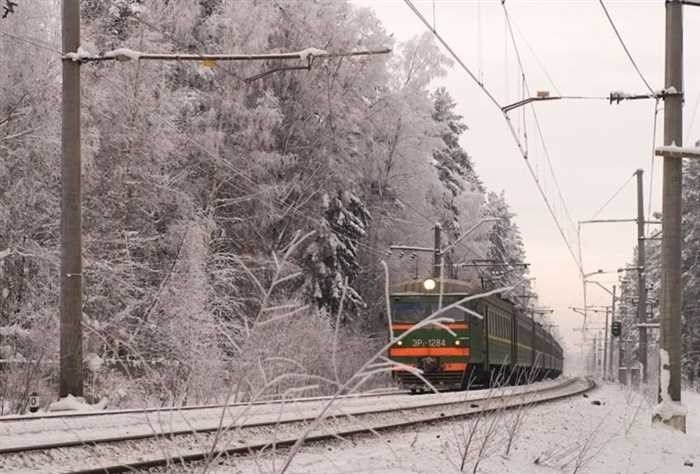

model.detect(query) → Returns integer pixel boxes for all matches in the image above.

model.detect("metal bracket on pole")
[502,96,562,113]
[655,144,700,159]
[608,90,682,104]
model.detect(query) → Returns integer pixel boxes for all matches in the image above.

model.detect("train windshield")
[391,296,472,323]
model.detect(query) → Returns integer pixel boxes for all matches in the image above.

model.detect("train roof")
[390,278,482,295]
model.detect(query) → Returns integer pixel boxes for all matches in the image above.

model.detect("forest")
[0,0,534,412]
[616,159,700,387]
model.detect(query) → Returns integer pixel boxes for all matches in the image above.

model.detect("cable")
[509,17,562,97]
[589,172,636,220]
[647,98,661,224]
[403,0,502,109]
[500,2,583,272]
[404,0,584,273]
[477,0,483,84]
[597,0,654,94]
[0,29,62,55]
[686,91,700,143]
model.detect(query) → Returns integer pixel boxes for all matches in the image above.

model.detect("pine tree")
[480,191,528,290]
[303,191,371,317]
[431,87,483,198]
[681,159,700,383]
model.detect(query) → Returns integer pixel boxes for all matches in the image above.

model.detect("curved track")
[0,387,404,423]
[0,377,593,474]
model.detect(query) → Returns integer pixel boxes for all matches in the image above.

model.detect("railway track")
[0,377,593,474]
[0,386,404,423]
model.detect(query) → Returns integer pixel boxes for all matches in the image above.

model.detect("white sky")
[354,0,700,356]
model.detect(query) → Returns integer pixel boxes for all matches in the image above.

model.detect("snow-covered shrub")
[0,311,58,414]
[233,303,383,400]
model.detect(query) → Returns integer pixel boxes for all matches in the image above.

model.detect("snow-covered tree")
[431,87,483,198]
[303,191,370,317]
[681,159,700,384]
[480,191,528,290]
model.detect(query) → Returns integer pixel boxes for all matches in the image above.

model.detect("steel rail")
[0,378,588,473]
[0,379,573,455]
[68,377,593,474]
[0,387,404,423]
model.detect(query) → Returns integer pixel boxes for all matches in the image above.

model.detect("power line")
[500,1,583,272]
[597,0,654,94]
[647,98,661,222]
[404,0,584,273]
[0,29,62,55]
[509,15,562,97]
[589,172,636,220]
[403,0,502,109]
[686,91,700,142]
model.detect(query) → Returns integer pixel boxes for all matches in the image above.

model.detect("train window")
[391,296,473,323]
[392,299,436,323]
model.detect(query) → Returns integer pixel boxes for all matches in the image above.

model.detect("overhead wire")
[499,1,583,272]
[686,91,700,143]
[588,171,636,220]
[509,17,562,97]
[403,0,584,274]
[647,98,661,225]
[597,0,654,94]
[0,29,62,55]
[403,0,502,109]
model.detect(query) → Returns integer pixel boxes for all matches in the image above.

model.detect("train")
[388,277,563,392]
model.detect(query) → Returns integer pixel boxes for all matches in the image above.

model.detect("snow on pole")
[653,348,687,422]
[62,47,391,63]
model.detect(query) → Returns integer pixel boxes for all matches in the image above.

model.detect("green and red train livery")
[389,278,563,391]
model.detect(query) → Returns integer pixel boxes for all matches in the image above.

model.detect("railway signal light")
[611,321,622,337]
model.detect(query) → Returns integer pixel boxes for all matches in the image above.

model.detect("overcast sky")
[354,0,700,362]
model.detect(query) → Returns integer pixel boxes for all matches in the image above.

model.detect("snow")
[0,379,567,452]
[656,144,700,158]
[85,352,104,373]
[103,47,143,61]
[215,382,700,473]
[298,47,328,61]
[63,46,93,62]
[47,395,108,412]
[654,348,688,420]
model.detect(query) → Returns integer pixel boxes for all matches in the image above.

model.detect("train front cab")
[389,280,476,391]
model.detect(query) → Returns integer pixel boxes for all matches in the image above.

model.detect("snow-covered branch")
[63,46,391,63]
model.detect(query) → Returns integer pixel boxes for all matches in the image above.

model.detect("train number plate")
[412,338,447,347]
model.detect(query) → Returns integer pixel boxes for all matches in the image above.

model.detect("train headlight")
[455,340,461,346]
[423,278,436,291]
[396,340,403,346]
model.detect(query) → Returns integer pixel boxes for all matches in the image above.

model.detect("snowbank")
[48,395,108,412]
[213,382,700,473]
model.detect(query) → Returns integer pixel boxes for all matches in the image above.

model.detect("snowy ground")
[215,383,700,474]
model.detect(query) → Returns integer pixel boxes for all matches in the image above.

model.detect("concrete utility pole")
[60,0,83,398]
[635,169,648,383]
[609,285,616,381]
[603,307,610,380]
[432,224,442,278]
[590,333,596,375]
[657,0,685,431]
